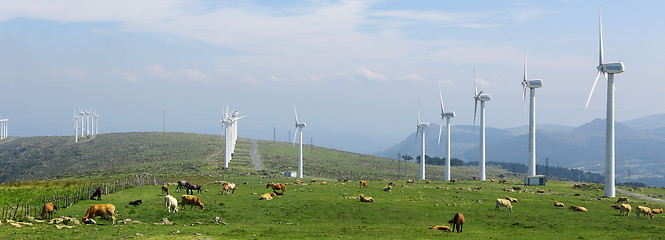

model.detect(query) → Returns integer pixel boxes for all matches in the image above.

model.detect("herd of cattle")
[34,179,662,233]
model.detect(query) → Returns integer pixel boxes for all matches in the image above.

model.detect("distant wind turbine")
[585,8,624,198]
[293,105,307,178]
[415,98,429,180]
[473,69,491,181]
[73,110,80,142]
[221,104,246,169]
[521,42,543,177]
[437,88,455,181]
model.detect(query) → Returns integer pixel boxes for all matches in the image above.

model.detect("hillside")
[0,132,514,184]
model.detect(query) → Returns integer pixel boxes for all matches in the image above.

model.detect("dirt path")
[617,189,665,204]
[251,140,263,171]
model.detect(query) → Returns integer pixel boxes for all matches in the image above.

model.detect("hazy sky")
[1,0,663,153]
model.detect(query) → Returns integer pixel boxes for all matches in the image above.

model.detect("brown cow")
[359,180,368,188]
[428,225,452,231]
[266,183,286,193]
[82,204,116,224]
[448,212,465,233]
[222,182,236,195]
[90,187,103,200]
[161,185,169,195]
[181,195,204,210]
[260,192,277,200]
[41,203,57,220]
[652,207,663,214]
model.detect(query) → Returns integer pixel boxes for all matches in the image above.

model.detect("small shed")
[284,171,298,178]
[524,175,547,186]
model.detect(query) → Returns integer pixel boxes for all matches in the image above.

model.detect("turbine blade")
[585,71,603,108]
[473,99,478,132]
[599,7,604,66]
[293,127,298,147]
[439,88,445,114]
[474,68,478,96]
[294,105,298,124]
[437,118,444,146]
[414,127,419,143]
[417,98,421,124]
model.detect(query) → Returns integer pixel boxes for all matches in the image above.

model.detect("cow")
[266,183,286,193]
[161,185,169,195]
[176,180,189,192]
[495,199,513,211]
[637,206,654,219]
[186,183,202,195]
[616,197,629,203]
[652,208,663,214]
[41,203,57,220]
[222,182,236,195]
[428,226,452,231]
[359,194,374,203]
[181,195,204,210]
[260,192,277,200]
[359,180,368,188]
[128,200,142,206]
[90,187,103,200]
[311,179,318,183]
[165,195,178,213]
[82,204,117,225]
[448,212,464,233]
[569,206,588,212]
[620,204,632,216]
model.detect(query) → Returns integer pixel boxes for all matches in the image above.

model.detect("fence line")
[1,175,166,220]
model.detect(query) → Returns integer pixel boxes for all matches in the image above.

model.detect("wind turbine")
[521,42,543,177]
[221,104,246,169]
[473,69,491,181]
[415,99,429,180]
[293,106,307,179]
[79,108,86,136]
[437,88,455,181]
[73,110,80,142]
[93,110,99,135]
[585,8,624,198]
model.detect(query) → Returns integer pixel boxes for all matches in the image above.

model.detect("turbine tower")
[585,8,624,198]
[473,69,491,181]
[437,88,455,181]
[415,99,429,180]
[93,110,99,135]
[221,105,246,169]
[293,106,307,179]
[521,42,543,177]
[79,108,86,136]
[0,118,7,140]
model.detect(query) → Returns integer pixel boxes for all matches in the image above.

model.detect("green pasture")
[1,177,664,239]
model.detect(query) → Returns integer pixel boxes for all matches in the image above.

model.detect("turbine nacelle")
[417,122,429,129]
[599,62,624,74]
[296,123,306,128]
[525,79,543,88]
[476,94,491,102]
[442,112,455,118]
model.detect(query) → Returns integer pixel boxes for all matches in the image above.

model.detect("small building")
[525,175,546,186]
[284,171,298,178]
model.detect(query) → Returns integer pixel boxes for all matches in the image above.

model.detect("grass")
[1,176,664,239]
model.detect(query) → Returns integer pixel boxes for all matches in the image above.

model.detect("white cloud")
[355,66,387,82]
[52,66,87,79]
[182,69,210,82]
[144,64,165,75]
[111,67,137,82]
[269,75,281,81]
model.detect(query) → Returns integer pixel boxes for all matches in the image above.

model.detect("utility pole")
[288,130,291,144]
[397,153,401,179]
[273,127,276,142]
[545,158,549,177]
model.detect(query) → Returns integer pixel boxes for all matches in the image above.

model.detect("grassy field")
[1,176,664,239]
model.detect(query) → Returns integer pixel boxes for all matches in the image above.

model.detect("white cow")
[165,195,178,213]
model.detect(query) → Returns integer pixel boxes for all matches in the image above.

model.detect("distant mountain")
[377,113,665,187]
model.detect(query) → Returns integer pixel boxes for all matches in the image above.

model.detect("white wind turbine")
[79,108,86,136]
[585,8,624,198]
[85,109,91,136]
[293,106,307,179]
[221,105,246,169]
[437,88,455,181]
[521,43,543,177]
[473,69,491,181]
[415,99,429,180]
[73,110,80,142]
[93,110,99,135]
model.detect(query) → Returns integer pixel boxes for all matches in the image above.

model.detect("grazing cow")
[637,206,654,219]
[472,176,477,180]
[537,190,546,194]
[311,179,318,183]
[90,187,103,200]
[512,186,521,191]
[82,204,117,225]
[285,183,291,186]
[176,180,189,192]
[448,212,465,233]
[499,179,507,183]
[569,206,588,212]
[611,204,621,210]
[620,204,632,216]
[554,201,565,207]
[41,203,57,220]
[222,182,236,195]
[165,195,178,213]
[652,208,663,214]
[266,183,286,193]
[573,184,583,189]
[406,179,415,184]
[359,194,374,203]
[449,179,456,183]
[260,192,277,200]
[186,183,202,195]
[320,182,327,185]
[505,196,518,203]
[616,197,629,203]
[428,225,452,231]
[495,199,513,211]
[294,180,303,184]
[359,180,368,188]
[128,200,142,206]
[383,186,392,192]
[161,185,169,195]
[490,179,495,182]
[181,195,204,210]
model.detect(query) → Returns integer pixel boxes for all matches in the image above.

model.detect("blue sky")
[1,0,663,154]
